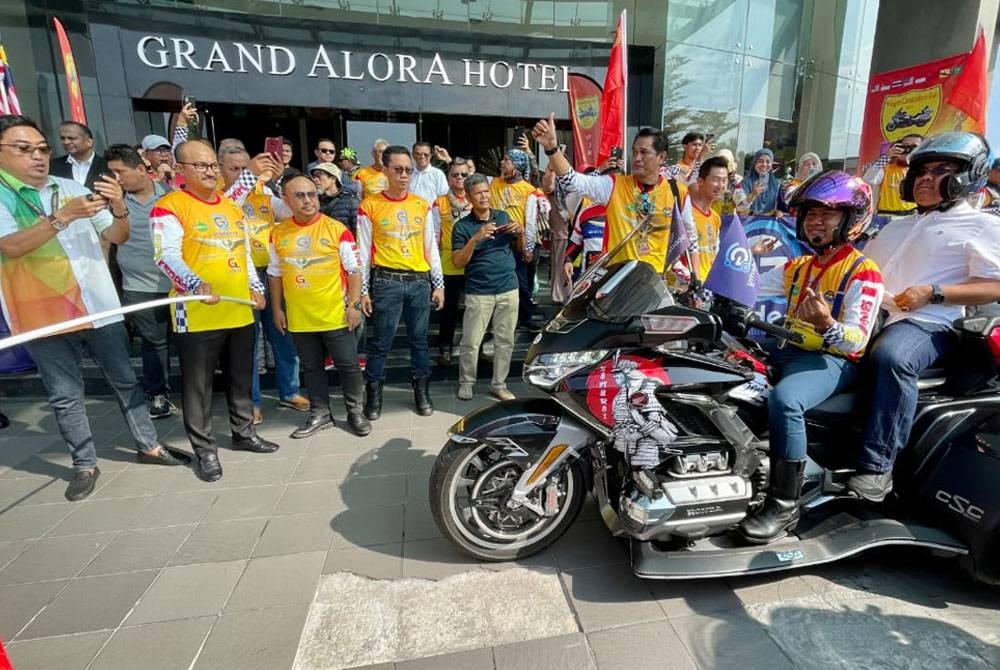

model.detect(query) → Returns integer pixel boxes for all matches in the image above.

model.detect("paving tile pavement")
[0,386,998,669]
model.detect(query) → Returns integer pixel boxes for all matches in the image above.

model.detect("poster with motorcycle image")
[857,47,984,170]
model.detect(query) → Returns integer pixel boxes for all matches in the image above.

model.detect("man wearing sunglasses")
[0,115,185,502]
[357,145,445,419]
[305,138,337,175]
[849,132,1000,502]
[152,139,278,484]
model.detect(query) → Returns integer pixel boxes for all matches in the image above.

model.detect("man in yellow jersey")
[354,138,390,200]
[532,114,698,275]
[219,146,308,423]
[862,134,922,216]
[490,149,546,331]
[152,140,278,484]
[433,158,473,364]
[268,175,370,438]
[688,156,729,282]
[357,145,445,419]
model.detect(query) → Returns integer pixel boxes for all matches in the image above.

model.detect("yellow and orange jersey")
[354,165,389,200]
[268,213,360,332]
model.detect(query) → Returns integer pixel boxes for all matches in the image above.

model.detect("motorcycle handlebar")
[746,315,805,344]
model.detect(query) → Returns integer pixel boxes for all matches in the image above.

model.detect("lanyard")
[0,173,59,220]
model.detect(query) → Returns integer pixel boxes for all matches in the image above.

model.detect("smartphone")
[705,133,716,142]
[611,146,623,160]
[264,136,284,162]
[182,95,196,109]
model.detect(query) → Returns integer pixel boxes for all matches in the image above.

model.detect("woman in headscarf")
[740,148,782,214]
[783,151,823,202]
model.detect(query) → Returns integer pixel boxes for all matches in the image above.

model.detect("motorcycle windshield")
[561,260,674,324]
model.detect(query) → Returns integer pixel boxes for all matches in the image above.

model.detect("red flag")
[52,17,87,125]
[947,28,987,130]
[0,637,13,670]
[567,74,603,171]
[597,11,627,166]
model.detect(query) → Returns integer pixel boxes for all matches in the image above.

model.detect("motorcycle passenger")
[532,114,699,276]
[848,132,1000,502]
[739,170,885,544]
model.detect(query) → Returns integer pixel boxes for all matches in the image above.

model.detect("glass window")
[666,0,749,54]
[740,56,797,120]
[746,0,804,64]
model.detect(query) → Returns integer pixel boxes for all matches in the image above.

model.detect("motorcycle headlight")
[523,349,609,390]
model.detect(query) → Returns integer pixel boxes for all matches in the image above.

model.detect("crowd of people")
[2,105,1000,522]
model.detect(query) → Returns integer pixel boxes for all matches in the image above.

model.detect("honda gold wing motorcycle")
[429,218,1000,584]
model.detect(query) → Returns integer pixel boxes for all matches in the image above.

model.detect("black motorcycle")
[429,222,1000,584]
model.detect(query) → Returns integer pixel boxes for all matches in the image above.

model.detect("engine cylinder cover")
[620,474,751,540]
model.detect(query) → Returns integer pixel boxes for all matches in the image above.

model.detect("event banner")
[567,73,602,171]
[857,33,986,169]
[740,214,808,335]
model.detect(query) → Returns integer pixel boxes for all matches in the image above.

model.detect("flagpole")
[621,9,628,175]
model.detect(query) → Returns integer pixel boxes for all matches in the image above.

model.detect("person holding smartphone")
[861,134,923,216]
[451,173,522,401]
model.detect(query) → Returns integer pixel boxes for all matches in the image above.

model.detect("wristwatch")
[544,146,559,156]
[349,300,362,310]
[930,284,945,305]
[47,214,67,231]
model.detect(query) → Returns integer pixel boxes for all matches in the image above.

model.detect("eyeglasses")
[150,147,172,154]
[449,172,469,179]
[290,191,319,201]
[391,166,413,175]
[317,148,335,154]
[177,161,221,173]
[914,164,959,179]
[413,152,431,158]
[0,143,52,156]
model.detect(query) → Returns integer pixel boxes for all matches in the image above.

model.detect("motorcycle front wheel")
[429,440,587,561]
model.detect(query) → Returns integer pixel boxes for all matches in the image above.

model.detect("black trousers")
[438,274,465,353]
[176,324,255,454]
[292,327,364,417]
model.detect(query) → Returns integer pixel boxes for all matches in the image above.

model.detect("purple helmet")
[787,169,873,246]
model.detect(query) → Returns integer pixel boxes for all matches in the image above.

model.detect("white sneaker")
[457,384,474,401]
[490,387,515,401]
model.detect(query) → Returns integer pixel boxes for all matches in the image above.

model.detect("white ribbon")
[0,295,255,352]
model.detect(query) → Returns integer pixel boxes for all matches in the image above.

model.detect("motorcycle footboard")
[630,507,968,580]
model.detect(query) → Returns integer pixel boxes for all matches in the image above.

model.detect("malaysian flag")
[0,42,21,115]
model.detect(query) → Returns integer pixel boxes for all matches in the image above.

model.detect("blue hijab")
[741,148,781,214]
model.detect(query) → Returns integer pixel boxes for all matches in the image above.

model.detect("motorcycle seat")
[805,368,948,422]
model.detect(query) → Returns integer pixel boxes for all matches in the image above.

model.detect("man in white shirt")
[849,132,1000,502]
[50,121,108,191]
[409,141,448,204]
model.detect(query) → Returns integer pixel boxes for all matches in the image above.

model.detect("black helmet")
[788,169,873,248]
[900,131,992,204]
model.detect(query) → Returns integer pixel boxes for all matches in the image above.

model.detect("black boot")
[738,458,806,544]
[364,380,383,421]
[413,377,433,416]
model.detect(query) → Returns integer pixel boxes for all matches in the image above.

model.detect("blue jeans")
[767,345,858,460]
[858,320,954,473]
[365,274,431,382]
[25,322,159,470]
[252,268,300,404]
[122,290,170,397]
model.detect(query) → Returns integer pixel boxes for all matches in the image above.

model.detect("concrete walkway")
[0,382,998,669]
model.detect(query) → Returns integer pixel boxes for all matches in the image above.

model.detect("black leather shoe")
[196,452,222,482]
[847,471,893,502]
[137,445,189,466]
[364,380,383,421]
[291,414,335,439]
[738,459,805,544]
[231,433,280,453]
[65,467,100,501]
[348,413,372,436]
[412,377,434,416]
